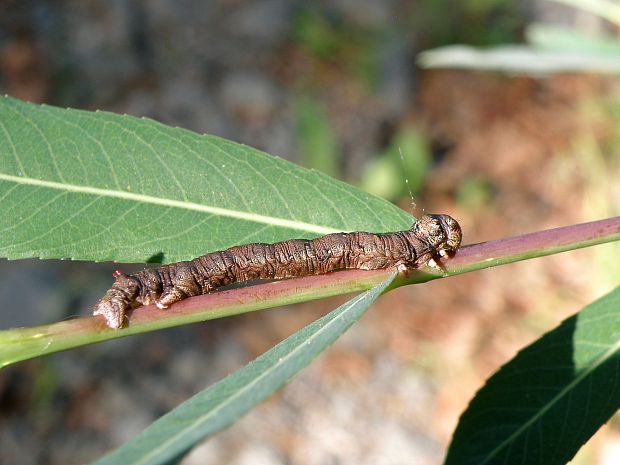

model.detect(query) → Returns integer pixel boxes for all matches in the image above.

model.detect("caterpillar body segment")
[94,213,462,328]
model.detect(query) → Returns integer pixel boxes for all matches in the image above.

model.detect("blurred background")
[1,0,620,464]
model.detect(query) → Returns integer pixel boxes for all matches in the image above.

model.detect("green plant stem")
[1,216,619,368]
[393,214,620,287]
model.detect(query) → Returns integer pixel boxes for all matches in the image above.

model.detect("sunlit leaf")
[445,286,620,465]
[0,96,410,264]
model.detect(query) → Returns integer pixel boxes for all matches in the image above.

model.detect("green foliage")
[549,0,620,25]
[292,8,380,89]
[456,175,494,211]
[528,24,620,55]
[411,0,524,47]
[360,126,430,201]
[445,286,620,465]
[295,94,340,177]
[0,96,410,264]
[1,97,619,465]
[293,9,341,60]
[419,0,620,74]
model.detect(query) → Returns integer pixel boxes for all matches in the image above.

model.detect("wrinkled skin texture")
[94,214,462,328]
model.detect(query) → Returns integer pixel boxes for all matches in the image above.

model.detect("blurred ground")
[1,1,620,464]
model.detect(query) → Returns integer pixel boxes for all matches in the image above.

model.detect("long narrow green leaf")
[527,24,620,55]
[445,285,620,465]
[0,96,410,264]
[418,45,620,75]
[548,0,620,26]
[92,272,396,465]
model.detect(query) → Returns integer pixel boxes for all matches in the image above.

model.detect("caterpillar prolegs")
[93,213,462,328]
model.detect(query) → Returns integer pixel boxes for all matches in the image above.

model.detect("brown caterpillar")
[94,213,462,328]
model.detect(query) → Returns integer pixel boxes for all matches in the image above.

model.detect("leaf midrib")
[0,172,339,235]
[477,336,620,464]
[107,285,380,465]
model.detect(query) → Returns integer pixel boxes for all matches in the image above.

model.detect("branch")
[1,216,619,368]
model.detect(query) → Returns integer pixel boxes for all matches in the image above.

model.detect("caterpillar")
[93,213,462,328]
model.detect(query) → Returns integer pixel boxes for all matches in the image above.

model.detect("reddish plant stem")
[394,215,620,287]
[1,216,619,367]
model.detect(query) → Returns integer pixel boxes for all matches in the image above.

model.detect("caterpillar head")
[411,214,462,256]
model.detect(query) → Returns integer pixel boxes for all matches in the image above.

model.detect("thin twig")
[1,216,619,367]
